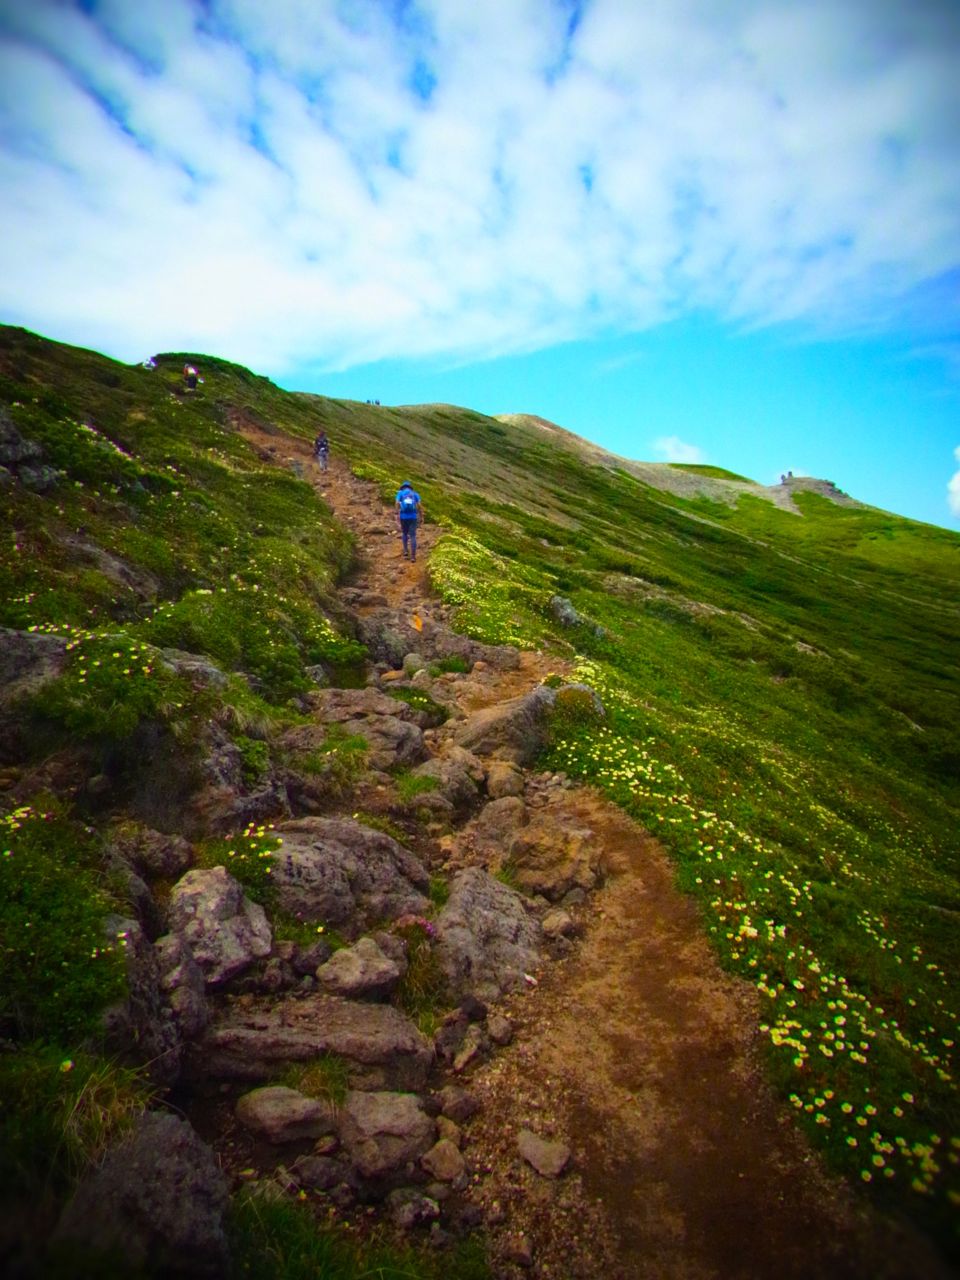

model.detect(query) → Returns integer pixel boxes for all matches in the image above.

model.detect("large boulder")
[339,1090,436,1181]
[53,1112,229,1278]
[189,992,434,1091]
[408,745,484,811]
[434,868,542,1001]
[167,866,272,986]
[270,817,430,929]
[452,684,558,765]
[316,936,401,1000]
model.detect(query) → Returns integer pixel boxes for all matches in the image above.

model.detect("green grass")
[229,1190,489,1280]
[280,1054,351,1108]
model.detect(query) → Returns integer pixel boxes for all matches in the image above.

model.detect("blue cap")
[400,481,413,488]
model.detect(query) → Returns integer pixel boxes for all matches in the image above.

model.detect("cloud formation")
[1,0,959,375]
[653,435,705,465]
[948,446,960,518]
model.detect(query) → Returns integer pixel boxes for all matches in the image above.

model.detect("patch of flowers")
[0,805,126,1041]
[540,655,958,1228]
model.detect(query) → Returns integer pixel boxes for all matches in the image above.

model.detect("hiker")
[314,431,329,472]
[395,480,423,562]
[183,364,198,391]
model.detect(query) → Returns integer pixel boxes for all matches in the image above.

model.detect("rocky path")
[241,431,946,1280]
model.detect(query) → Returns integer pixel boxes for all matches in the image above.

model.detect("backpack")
[399,490,418,515]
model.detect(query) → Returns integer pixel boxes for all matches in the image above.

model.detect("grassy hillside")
[1,324,958,1257]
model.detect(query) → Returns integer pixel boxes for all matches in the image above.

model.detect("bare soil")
[239,429,950,1280]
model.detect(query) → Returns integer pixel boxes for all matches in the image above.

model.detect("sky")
[1,1,959,529]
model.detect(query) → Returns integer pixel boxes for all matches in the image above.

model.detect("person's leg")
[409,521,417,561]
[401,521,410,557]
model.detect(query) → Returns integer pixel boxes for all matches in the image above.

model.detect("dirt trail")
[244,431,947,1280]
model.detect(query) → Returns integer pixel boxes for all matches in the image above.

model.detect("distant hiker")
[314,431,329,472]
[395,481,423,562]
[142,357,157,370]
[183,364,198,391]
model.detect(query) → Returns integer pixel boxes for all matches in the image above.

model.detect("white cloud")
[0,0,958,373]
[948,446,960,518]
[653,435,705,465]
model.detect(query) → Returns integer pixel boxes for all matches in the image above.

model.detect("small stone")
[541,908,575,939]
[421,1138,465,1183]
[486,1013,514,1046]
[517,1129,570,1178]
[437,1085,480,1123]
[386,1187,440,1230]
[453,1024,485,1073]
[436,1116,462,1147]
[503,1234,534,1267]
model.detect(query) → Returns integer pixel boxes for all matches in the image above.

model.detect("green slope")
[2,324,958,1256]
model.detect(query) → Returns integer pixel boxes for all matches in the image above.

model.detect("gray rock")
[453,684,558,765]
[111,826,193,879]
[317,936,401,1000]
[292,936,334,975]
[0,411,42,465]
[190,992,434,1091]
[549,595,582,627]
[386,1187,441,1230]
[485,760,525,798]
[403,651,427,676]
[472,795,527,849]
[487,1013,514,1046]
[155,933,209,1039]
[453,1024,486,1073]
[54,1112,229,1278]
[168,866,272,986]
[421,1138,465,1183]
[541,908,576,939]
[342,713,425,770]
[18,463,59,491]
[101,917,182,1085]
[435,867,542,1001]
[409,746,483,810]
[517,1129,570,1178]
[437,1085,480,1123]
[294,1155,354,1192]
[270,816,430,929]
[339,1091,436,1181]
[0,626,67,706]
[235,1086,336,1144]
[304,685,427,727]
[159,648,229,689]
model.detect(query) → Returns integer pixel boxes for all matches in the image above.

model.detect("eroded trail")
[247,432,944,1280]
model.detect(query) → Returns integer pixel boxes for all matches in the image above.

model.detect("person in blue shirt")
[394,481,423,561]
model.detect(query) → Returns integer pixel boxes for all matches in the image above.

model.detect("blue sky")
[1,0,959,528]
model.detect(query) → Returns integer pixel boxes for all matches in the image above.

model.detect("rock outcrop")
[168,866,272,986]
[435,867,542,1001]
[54,1112,230,1279]
[190,992,434,1091]
[270,816,430,929]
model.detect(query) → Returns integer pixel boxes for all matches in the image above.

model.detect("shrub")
[0,805,126,1043]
